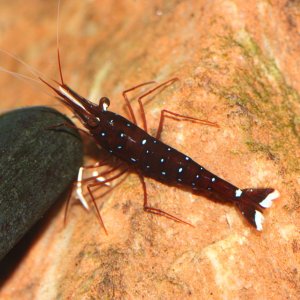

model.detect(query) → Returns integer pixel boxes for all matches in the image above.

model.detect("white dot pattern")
[98,113,225,197]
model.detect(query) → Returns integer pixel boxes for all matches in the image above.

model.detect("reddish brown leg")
[63,161,122,224]
[77,164,124,210]
[138,173,194,227]
[81,162,124,184]
[87,168,129,235]
[64,183,75,226]
[63,170,108,225]
[90,173,129,198]
[122,81,156,124]
[137,78,179,132]
[156,109,219,140]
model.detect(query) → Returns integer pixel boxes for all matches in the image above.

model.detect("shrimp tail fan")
[234,188,280,231]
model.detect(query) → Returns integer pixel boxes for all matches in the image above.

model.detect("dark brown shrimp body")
[43,81,280,231]
[92,110,234,197]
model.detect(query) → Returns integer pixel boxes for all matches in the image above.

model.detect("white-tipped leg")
[76,167,90,210]
[254,210,264,231]
[259,190,280,208]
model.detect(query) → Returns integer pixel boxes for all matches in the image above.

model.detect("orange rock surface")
[0,0,299,299]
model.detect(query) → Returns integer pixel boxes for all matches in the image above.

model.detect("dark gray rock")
[0,106,83,261]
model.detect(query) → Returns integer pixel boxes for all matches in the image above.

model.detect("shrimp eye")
[87,117,99,128]
[99,97,110,111]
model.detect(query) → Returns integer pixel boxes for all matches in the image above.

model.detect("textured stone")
[0,0,299,299]
[0,106,83,261]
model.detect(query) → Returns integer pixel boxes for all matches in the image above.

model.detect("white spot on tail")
[259,190,280,208]
[235,189,243,197]
[254,210,264,231]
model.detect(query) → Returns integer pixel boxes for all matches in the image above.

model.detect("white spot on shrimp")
[146,165,150,169]
[117,145,122,149]
[254,210,264,231]
[200,167,203,170]
[153,140,157,144]
[167,147,171,151]
[146,150,150,154]
[109,150,113,153]
[126,123,131,127]
[235,189,243,198]
[131,157,137,162]
[211,177,216,182]
[178,167,183,173]
[196,174,200,179]
[192,182,196,186]
[259,190,280,208]
[101,132,106,137]
[177,178,182,182]
[161,171,166,176]
[109,119,114,125]
[160,158,165,163]
[185,156,190,161]
[142,139,147,145]
[120,132,125,138]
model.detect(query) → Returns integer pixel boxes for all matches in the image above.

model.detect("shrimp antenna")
[57,0,64,85]
[0,48,47,81]
[0,65,55,100]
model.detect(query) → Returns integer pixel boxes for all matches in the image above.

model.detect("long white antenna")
[0,48,48,80]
